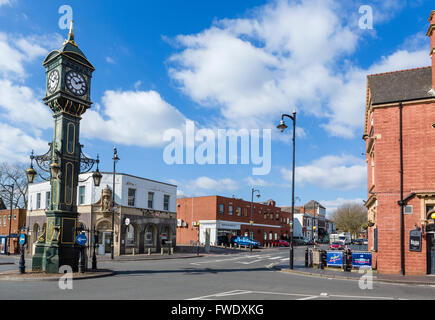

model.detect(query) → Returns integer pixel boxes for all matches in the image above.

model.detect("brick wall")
[176,196,286,246]
[0,209,27,254]
[368,100,435,274]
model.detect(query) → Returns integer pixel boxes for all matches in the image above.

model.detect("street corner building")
[363,10,435,275]
[0,208,27,254]
[27,172,177,257]
[176,196,290,247]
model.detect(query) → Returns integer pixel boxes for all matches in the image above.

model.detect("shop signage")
[326,251,343,267]
[161,233,167,240]
[351,252,372,268]
[219,223,240,230]
[409,229,422,252]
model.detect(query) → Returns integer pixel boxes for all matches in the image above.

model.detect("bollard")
[170,247,174,255]
[161,248,164,255]
[305,248,308,267]
[132,248,135,256]
[148,248,151,255]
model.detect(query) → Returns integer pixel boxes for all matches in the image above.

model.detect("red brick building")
[363,10,435,275]
[176,196,290,246]
[0,209,27,254]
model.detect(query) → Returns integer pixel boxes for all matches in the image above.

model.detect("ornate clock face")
[65,71,88,96]
[47,70,59,94]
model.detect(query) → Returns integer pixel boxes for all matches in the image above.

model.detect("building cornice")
[371,97,435,109]
[426,23,435,37]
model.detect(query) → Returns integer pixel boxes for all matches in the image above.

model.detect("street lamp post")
[92,226,99,270]
[250,188,260,252]
[111,146,120,260]
[277,111,297,269]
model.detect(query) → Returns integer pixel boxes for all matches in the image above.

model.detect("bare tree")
[0,162,30,209]
[330,203,367,238]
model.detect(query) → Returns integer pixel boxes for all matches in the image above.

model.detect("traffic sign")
[76,233,87,246]
[19,233,27,245]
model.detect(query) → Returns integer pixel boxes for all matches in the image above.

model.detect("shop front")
[198,220,242,246]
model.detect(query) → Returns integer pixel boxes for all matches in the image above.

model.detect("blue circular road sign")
[19,234,27,245]
[76,233,87,246]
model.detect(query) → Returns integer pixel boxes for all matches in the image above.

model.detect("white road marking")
[187,289,398,300]
[298,296,319,300]
[268,256,284,260]
[236,259,263,265]
[280,258,290,261]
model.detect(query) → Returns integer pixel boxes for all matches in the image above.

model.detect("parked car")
[363,239,368,245]
[330,242,345,250]
[230,236,260,248]
[271,239,289,247]
[352,238,364,245]
[293,236,306,245]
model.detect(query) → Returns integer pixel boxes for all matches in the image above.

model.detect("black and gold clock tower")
[32,21,96,273]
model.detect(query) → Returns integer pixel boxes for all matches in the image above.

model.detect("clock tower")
[32,21,96,273]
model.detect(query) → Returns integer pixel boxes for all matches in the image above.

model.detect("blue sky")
[0,0,433,215]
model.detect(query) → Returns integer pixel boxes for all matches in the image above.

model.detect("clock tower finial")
[63,20,78,47]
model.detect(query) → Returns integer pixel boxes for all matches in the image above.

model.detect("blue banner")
[352,252,372,268]
[327,251,344,267]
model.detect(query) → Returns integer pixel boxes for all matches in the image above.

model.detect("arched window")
[145,224,156,246]
[126,224,135,246]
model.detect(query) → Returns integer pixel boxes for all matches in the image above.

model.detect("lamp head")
[113,146,120,161]
[26,166,37,184]
[277,120,288,132]
[92,169,102,187]
[49,162,61,180]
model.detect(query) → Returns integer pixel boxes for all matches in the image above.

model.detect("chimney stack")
[428,11,435,90]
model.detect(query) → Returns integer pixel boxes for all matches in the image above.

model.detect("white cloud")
[0,0,11,7]
[168,0,430,138]
[281,154,366,191]
[0,123,47,163]
[0,32,61,80]
[191,176,238,191]
[81,89,188,147]
[245,176,270,187]
[106,56,115,64]
[320,197,365,217]
[0,79,52,129]
[171,176,239,197]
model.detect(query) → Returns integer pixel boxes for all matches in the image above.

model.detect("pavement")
[274,263,435,286]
